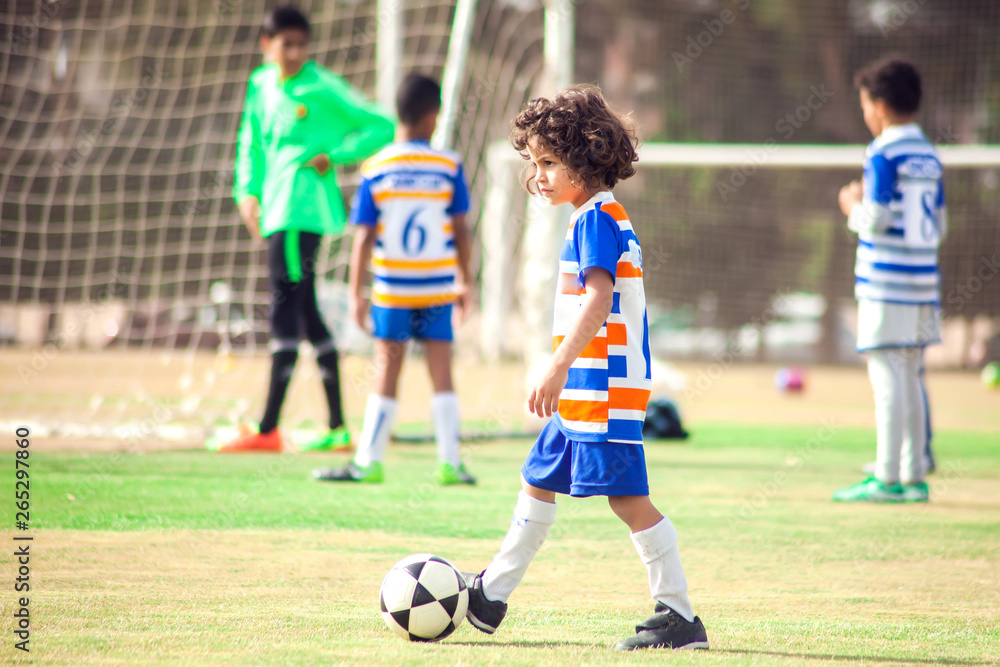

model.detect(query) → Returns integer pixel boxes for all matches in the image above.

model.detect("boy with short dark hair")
[312,73,476,485]
[217,5,394,453]
[834,57,945,502]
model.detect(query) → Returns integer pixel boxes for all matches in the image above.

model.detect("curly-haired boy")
[462,85,709,651]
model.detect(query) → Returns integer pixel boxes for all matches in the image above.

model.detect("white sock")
[353,394,397,467]
[899,348,926,484]
[481,491,557,602]
[431,392,462,467]
[631,517,695,623]
[869,350,904,484]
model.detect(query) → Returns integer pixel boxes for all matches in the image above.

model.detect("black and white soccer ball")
[379,554,469,642]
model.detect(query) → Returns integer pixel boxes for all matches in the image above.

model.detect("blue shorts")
[371,304,453,342]
[521,420,649,497]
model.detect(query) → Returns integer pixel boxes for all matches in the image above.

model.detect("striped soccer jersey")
[351,140,469,308]
[855,123,945,305]
[552,191,652,445]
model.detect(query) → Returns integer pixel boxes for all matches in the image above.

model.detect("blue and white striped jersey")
[854,123,945,305]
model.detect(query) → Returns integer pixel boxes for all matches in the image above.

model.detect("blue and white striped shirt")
[853,123,945,305]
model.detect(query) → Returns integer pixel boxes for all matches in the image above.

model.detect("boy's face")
[261,28,309,78]
[859,88,888,137]
[526,138,591,209]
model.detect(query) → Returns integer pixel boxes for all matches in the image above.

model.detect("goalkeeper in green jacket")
[217,5,394,453]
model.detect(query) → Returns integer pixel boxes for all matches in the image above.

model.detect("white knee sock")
[481,491,557,602]
[869,350,905,484]
[631,517,695,623]
[899,348,926,484]
[431,392,462,467]
[353,394,397,467]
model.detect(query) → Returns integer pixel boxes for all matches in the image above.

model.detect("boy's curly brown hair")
[510,84,638,195]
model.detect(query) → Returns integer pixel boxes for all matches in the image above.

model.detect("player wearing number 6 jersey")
[313,73,476,486]
[835,58,945,503]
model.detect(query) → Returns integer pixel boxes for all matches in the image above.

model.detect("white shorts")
[856,300,941,352]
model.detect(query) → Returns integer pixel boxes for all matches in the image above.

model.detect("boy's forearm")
[348,229,376,298]
[328,115,395,165]
[552,288,614,370]
[452,215,473,286]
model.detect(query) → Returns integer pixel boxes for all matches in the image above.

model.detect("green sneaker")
[300,426,354,453]
[313,461,383,483]
[437,462,477,486]
[901,481,929,502]
[832,477,904,502]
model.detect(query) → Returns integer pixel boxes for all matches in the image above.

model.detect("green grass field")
[5,422,999,666]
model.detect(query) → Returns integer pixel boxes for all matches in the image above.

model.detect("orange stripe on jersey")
[373,191,452,204]
[600,202,629,222]
[372,293,457,308]
[373,257,457,269]
[606,322,627,346]
[558,272,584,295]
[616,261,643,279]
[609,387,651,411]
[558,400,608,423]
[552,335,608,358]
[365,154,458,172]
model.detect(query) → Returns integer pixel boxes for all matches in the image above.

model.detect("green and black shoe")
[299,426,353,453]
[901,481,929,502]
[832,477,904,502]
[437,462,476,486]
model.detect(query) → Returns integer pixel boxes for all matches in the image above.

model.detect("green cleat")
[313,461,383,483]
[832,477,904,502]
[901,481,929,502]
[437,462,477,486]
[300,426,354,453]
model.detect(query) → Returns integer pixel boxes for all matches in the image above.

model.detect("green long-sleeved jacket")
[233,61,395,237]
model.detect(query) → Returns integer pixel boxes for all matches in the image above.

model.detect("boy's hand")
[350,295,370,333]
[838,180,863,216]
[306,153,332,176]
[454,285,472,326]
[238,196,262,242]
[528,362,569,418]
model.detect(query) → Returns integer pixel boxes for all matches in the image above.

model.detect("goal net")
[0,0,545,443]
[481,143,1000,368]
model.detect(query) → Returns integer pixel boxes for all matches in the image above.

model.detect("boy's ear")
[259,35,271,53]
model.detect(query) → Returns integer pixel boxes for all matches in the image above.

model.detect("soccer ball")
[379,554,468,642]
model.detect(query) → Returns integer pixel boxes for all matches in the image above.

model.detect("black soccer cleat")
[614,603,709,651]
[462,571,507,634]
